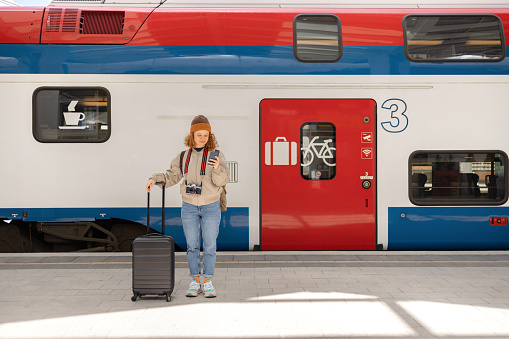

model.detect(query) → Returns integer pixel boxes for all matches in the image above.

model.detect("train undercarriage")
[0,219,150,253]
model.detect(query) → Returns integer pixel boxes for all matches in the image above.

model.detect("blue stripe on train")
[388,207,509,250]
[0,207,249,251]
[1,45,508,75]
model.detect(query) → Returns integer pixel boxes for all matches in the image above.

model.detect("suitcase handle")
[147,182,166,235]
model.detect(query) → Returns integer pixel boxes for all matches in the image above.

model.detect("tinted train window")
[410,151,508,205]
[33,87,110,143]
[294,15,342,62]
[301,122,336,180]
[404,15,505,62]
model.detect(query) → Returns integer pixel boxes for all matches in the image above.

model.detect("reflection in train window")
[301,122,336,180]
[294,15,342,62]
[409,151,508,205]
[404,15,505,62]
[33,87,111,143]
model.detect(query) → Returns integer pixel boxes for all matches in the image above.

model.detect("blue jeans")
[181,200,221,278]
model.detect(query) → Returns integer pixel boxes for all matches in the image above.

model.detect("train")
[1,0,509,252]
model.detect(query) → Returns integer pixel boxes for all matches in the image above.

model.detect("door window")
[301,122,336,180]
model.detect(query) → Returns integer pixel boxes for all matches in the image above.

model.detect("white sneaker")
[203,280,216,298]
[186,280,201,297]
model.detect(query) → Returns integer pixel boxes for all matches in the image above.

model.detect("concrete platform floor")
[0,251,508,339]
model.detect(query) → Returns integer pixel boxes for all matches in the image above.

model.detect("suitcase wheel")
[131,293,138,302]
[166,294,171,302]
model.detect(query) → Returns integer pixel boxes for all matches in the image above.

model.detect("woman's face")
[194,130,209,148]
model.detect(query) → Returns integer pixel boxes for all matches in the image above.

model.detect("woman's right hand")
[146,179,155,192]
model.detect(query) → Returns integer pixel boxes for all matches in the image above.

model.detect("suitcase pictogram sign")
[265,137,297,165]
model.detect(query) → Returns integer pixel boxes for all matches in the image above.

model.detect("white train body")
[1,0,508,251]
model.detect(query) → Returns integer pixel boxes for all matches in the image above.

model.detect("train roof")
[47,0,509,9]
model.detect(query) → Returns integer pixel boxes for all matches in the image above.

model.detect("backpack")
[180,150,227,212]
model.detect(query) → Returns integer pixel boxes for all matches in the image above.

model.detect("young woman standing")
[146,115,229,297]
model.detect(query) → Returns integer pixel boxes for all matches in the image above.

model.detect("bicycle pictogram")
[301,136,336,167]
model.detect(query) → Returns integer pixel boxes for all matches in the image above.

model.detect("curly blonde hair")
[184,132,219,151]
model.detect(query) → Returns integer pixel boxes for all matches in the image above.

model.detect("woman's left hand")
[208,156,219,170]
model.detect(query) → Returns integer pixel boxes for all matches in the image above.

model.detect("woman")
[146,115,229,298]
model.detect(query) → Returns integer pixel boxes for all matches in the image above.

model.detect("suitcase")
[131,183,175,302]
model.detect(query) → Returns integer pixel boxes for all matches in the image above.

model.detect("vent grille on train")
[227,161,238,183]
[62,8,78,32]
[45,8,62,32]
[45,8,78,33]
[81,11,125,34]
[45,9,125,34]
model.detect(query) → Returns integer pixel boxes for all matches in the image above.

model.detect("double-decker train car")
[1,0,509,252]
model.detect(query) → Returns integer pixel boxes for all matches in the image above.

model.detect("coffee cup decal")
[63,112,85,126]
[58,100,89,130]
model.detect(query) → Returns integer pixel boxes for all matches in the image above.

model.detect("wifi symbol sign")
[361,148,373,159]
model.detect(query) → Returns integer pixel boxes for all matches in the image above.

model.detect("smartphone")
[208,150,219,164]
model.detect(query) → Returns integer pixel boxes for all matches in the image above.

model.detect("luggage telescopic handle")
[147,182,166,235]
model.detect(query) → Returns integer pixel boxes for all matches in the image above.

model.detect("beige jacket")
[150,149,229,206]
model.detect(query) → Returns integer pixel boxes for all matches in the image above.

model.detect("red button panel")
[490,217,508,226]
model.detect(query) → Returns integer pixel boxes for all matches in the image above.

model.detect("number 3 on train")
[380,99,408,133]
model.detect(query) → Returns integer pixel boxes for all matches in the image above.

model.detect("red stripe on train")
[130,8,509,47]
[1,7,509,46]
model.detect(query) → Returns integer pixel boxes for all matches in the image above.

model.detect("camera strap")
[183,148,209,185]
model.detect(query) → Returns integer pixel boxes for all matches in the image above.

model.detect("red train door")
[260,99,376,250]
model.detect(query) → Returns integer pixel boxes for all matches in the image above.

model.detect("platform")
[0,251,509,338]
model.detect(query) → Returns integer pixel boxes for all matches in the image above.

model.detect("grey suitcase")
[131,183,175,302]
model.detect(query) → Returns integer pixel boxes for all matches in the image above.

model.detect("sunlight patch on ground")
[249,291,377,300]
[0,297,414,338]
[398,300,509,337]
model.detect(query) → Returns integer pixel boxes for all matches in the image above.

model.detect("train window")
[404,15,505,62]
[294,15,342,62]
[301,122,336,180]
[33,87,110,143]
[409,151,508,205]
